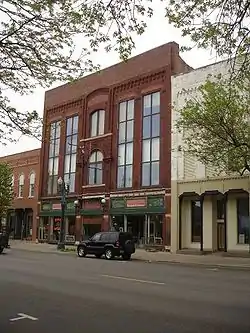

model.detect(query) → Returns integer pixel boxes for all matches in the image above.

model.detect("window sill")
[17,196,24,199]
[80,133,112,142]
[28,196,35,199]
[82,184,105,188]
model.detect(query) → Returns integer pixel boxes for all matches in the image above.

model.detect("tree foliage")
[176,75,250,175]
[0,163,13,220]
[0,0,153,144]
[166,0,250,77]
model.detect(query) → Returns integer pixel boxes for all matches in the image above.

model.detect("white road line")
[101,274,165,285]
[10,313,38,322]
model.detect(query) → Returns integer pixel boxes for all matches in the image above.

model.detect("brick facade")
[0,148,40,241]
[39,42,191,246]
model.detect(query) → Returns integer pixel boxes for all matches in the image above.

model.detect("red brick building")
[0,148,40,241]
[38,42,191,246]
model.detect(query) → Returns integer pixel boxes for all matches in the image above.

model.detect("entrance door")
[217,222,225,251]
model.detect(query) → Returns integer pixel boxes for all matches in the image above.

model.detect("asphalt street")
[0,249,250,333]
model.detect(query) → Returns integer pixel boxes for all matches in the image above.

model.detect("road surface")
[0,249,250,333]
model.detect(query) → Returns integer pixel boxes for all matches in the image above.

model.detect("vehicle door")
[88,233,102,254]
[99,233,111,254]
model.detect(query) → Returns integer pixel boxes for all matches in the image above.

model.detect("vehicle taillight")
[115,240,120,247]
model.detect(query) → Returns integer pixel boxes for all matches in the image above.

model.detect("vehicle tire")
[122,253,131,260]
[77,246,87,258]
[104,248,113,260]
[0,246,4,254]
[95,254,102,259]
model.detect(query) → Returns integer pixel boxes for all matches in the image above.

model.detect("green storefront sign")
[40,201,76,217]
[110,196,165,215]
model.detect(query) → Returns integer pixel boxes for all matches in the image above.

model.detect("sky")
[0,3,221,157]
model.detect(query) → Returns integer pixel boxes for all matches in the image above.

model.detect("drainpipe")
[223,193,227,252]
[178,196,183,250]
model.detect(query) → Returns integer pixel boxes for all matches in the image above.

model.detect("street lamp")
[57,177,69,250]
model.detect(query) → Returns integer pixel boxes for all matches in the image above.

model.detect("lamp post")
[57,177,69,250]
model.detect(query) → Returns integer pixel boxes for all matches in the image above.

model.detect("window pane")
[98,110,105,135]
[143,116,151,139]
[142,140,151,162]
[142,163,150,186]
[89,152,96,163]
[50,123,55,139]
[151,138,160,161]
[119,122,126,143]
[66,117,72,136]
[127,100,134,120]
[55,122,61,138]
[88,166,95,185]
[152,92,160,107]
[126,120,134,142]
[47,176,53,195]
[117,166,125,188]
[30,173,35,184]
[143,95,151,116]
[91,112,98,137]
[48,158,53,175]
[49,142,54,157]
[152,114,160,137]
[96,151,103,162]
[53,157,59,175]
[151,161,159,185]
[237,198,249,244]
[96,163,103,184]
[191,201,201,242]
[70,154,76,172]
[65,136,72,154]
[69,173,75,192]
[54,138,60,156]
[52,176,58,194]
[118,144,125,165]
[64,155,70,173]
[71,134,77,153]
[126,143,133,164]
[73,116,79,134]
[119,102,126,122]
[125,165,132,187]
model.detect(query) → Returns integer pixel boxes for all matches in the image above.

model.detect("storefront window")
[237,197,249,244]
[52,217,61,241]
[39,217,49,241]
[67,216,75,235]
[191,200,201,243]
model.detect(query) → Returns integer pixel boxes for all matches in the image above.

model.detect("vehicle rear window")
[119,232,133,242]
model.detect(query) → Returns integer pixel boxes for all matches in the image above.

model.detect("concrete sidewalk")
[8,240,250,270]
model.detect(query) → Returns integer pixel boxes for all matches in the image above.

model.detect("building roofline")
[0,148,41,160]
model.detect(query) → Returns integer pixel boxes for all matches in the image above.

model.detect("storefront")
[109,195,167,246]
[80,197,107,240]
[39,201,77,244]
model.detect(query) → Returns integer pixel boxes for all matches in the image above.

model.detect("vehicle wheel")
[0,246,4,254]
[104,248,113,260]
[95,254,102,259]
[77,246,86,258]
[122,253,131,260]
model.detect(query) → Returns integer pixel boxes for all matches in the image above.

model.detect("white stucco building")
[171,60,250,254]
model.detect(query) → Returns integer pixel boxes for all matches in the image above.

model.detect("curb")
[8,247,250,271]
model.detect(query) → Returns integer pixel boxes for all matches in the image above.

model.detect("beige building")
[171,61,250,254]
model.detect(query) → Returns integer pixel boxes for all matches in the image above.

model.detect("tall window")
[18,174,24,197]
[64,116,78,192]
[117,100,134,188]
[141,92,160,186]
[88,151,103,185]
[29,172,35,197]
[237,197,249,244]
[11,175,14,188]
[191,200,201,243]
[48,121,60,195]
[90,110,105,137]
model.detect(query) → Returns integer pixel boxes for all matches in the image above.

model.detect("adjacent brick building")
[0,148,40,241]
[38,42,191,246]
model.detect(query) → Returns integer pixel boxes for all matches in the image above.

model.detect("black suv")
[77,231,135,260]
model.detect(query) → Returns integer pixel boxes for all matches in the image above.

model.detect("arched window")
[88,151,103,185]
[90,110,105,137]
[29,172,35,197]
[11,175,14,188]
[18,174,24,197]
